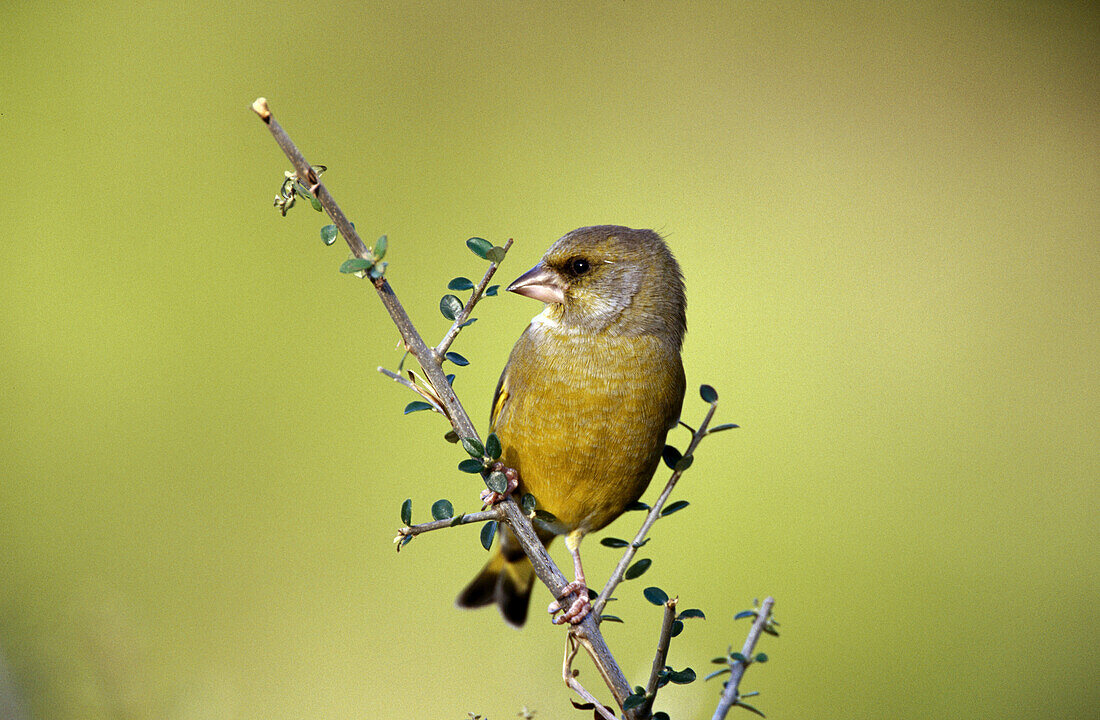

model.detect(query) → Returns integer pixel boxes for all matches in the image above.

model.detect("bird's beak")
[507,263,566,304]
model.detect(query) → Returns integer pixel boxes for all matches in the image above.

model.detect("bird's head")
[507,225,686,343]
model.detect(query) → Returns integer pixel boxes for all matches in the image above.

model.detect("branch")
[639,598,678,717]
[395,507,504,546]
[563,636,618,720]
[377,367,446,414]
[434,241,512,359]
[711,597,776,720]
[251,98,635,714]
[593,400,718,617]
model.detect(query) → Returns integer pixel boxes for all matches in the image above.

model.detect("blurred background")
[1,2,1096,719]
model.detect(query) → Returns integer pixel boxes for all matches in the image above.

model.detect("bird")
[456,225,687,626]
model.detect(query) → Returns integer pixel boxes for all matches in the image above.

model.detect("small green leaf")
[449,513,466,526]
[711,656,729,664]
[700,384,718,403]
[486,471,508,494]
[399,534,412,549]
[670,620,684,637]
[486,246,507,263]
[321,224,338,245]
[445,351,470,366]
[662,445,682,469]
[340,257,372,274]
[622,693,646,711]
[632,538,650,548]
[448,276,474,291]
[444,430,460,443]
[439,294,463,321]
[484,285,499,296]
[296,183,322,212]
[730,652,747,663]
[372,235,387,261]
[624,558,652,580]
[704,667,731,681]
[734,610,756,621]
[755,653,768,663]
[533,509,559,524]
[653,713,670,720]
[661,500,690,517]
[668,667,695,684]
[430,499,454,521]
[599,614,623,623]
[520,493,537,514]
[368,261,386,279]
[457,458,483,474]
[445,373,456,386]
[480,520,497,550]
[709,423,740,433]
[400,498,412,525]
[677,608,706,620]
[675,454,694,472]
[625,501,650,512]
[458,318,477,328]
[485,433,502,460]
[403,401,434,414]
[461,437,484,458]
[643,586,668,605]
[736,701,766,718]
[600,537,629,548]
[466,237,493,259]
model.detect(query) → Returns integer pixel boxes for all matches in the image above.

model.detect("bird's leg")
[549,530,591,625]
[479,462,519,505]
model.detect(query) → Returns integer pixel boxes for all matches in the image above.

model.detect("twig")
[564,636,618,720]
[639,598,679,717]
[593,401,718,617]
[434,239,513,359]
[377,367,446,413]
[252,98,636,715]
[395,507,504,543]
[711,597,775,720]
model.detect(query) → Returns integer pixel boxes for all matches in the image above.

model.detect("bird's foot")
[549,580,592,625]
[479,463,519,505]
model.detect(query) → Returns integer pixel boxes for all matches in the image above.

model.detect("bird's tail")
[456,527,540,627]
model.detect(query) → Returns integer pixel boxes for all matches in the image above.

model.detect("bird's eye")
[567,257,591,276]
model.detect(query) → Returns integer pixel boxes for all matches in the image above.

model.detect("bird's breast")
[494,324,685,534]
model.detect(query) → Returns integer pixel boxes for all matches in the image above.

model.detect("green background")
[2,2,1096,719]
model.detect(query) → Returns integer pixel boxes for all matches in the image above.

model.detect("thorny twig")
[252,98,637,715]
[394,507,506,549]
[711,597,776,720]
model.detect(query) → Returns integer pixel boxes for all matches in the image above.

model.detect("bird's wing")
[489,365,510,432]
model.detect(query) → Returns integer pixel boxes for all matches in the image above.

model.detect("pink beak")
[507,263,566,304]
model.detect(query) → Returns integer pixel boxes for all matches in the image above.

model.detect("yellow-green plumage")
[456,226,686,626]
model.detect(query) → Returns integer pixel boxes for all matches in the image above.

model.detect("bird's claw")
[479,463,519,505]
[548,580,592,625]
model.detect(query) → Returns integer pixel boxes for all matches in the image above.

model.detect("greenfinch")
[456,225,686,626]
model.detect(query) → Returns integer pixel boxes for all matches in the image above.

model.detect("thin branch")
[252,98,635,714]
[711,597,776,720]
[395,507,504,544]
[593,401,718,617]
[434,239,513,358]
[640,598,679,717]
[377,366,446,413]
[564,636,618,720]
[567,678,618,720]
[377,366,420,393]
